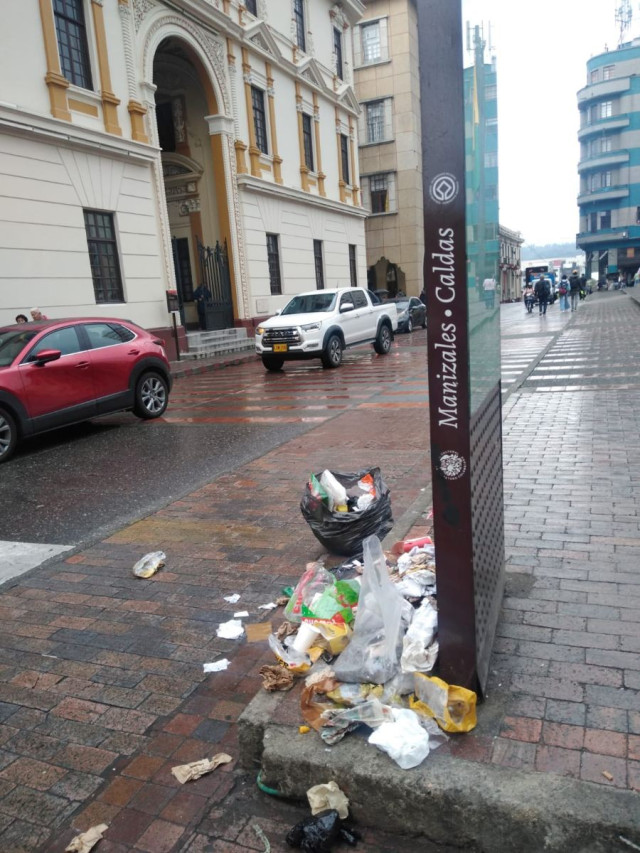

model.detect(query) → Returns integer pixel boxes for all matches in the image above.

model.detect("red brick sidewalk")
[0,399,430,852]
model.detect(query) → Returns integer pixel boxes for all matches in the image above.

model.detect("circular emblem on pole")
[429,173,459,204]
[438,450,467,480]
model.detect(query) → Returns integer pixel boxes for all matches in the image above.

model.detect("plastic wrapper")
[333,536,404,685]
[400,600,439,673]
[284,563,335,624]
[300,468,393,557]
[319,469,348,510]
[411,674,477,733]
[394,569,437,599]
[269,633,323,673]
[368,708,430,769]
[301,579,359,626]
[133,551,166,579]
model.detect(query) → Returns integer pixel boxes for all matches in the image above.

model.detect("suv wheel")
[373,324,392,355]
[321,334,343,368]
[133,371,169,419]
[0,407,18,464]
[262,355,284,371]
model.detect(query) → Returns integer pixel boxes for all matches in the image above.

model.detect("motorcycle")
[524,292,535,313]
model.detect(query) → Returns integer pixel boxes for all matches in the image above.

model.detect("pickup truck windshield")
[281,293,337,315]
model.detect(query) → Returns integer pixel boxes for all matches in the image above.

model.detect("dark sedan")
[387,297,427,333]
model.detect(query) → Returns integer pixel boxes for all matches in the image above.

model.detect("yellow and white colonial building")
[0,0,366,352]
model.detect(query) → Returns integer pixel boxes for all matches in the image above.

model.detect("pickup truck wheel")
[321,334,343,368]
[373,324,392,355]
[262,355,284,371]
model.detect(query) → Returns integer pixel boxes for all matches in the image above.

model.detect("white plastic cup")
[292,622,321,653]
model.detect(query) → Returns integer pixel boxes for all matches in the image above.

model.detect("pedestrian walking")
[534,273,550,315]
[569,270,581,311]
[558,275,570,312]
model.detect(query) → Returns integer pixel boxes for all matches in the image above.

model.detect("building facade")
[498,225,523,302]
[0,0,366,350]
[577,38,640,283]
[352,0,423,297]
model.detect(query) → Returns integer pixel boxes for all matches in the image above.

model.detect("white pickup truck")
[255,288,398,371]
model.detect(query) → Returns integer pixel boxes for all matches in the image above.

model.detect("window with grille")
[340,134,350,184]
[266,234,282,295]
[370,174,388,213]
[53,0,93,89]
[313,240,325,289]
[365,100,386,143]
[293,0,306,52]
[361,21,381,63]
[334,27,343,78]
[349,245,357,287]
[84,211,124,304]
[251,86,268,154]
[302,113,314,171]
[245,0,257,15]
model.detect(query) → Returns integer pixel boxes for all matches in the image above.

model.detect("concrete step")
[184,328,255,359]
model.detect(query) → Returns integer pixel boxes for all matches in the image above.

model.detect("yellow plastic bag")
[411,674,477,733]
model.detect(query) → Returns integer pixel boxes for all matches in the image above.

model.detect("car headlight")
[300,322,321,331]
[256,326,265,335]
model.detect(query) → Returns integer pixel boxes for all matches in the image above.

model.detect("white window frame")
[600,101,613,119]
[360,98,393,145]
[354,17,389,67]
[603,65,615,80]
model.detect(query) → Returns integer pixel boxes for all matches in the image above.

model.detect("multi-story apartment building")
[577,37,640,283]
[352,0,423,297]
[0,1,366,351]
[498,225,523,302]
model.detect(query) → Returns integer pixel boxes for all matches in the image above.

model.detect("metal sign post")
[418,0,505,694]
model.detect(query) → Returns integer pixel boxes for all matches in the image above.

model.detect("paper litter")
[306,781,350,819]
[171,752,232,784]
[234,610,249,618]
[65,824,108,853]
[224,593,240,604]
[216,619,244,640]
[259,664,295,692]
[203,659,230,673]
[258,602,277,611]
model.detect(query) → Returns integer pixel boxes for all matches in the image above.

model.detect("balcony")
[577,76,631,105]
[578,116,629,140]
[578,151,629,172]
[576,225,639,246]
[577,185,629,205]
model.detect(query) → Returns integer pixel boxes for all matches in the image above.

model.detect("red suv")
[0,318,172,463]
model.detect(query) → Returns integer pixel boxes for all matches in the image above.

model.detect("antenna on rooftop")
[615,0,632,45]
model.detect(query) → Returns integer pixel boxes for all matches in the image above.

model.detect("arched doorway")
[152,37,233,330]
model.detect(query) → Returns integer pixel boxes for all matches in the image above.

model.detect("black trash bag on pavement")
[286,809,361,852]
[300,467,393,558]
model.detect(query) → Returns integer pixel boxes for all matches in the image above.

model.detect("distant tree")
[521,242,578,261]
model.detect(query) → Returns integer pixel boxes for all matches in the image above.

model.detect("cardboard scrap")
[171,752,232,784]
[65,824,109,853]
[306,781,350,819]
[259,664,295,692]
[246,622,273,643]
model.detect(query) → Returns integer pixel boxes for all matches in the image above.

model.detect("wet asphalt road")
[0,302,571,548]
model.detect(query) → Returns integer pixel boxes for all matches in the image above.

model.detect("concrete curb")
[255,723,639,853]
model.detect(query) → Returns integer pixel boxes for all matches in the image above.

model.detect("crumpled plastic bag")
[65,824,108,853]
[306,781,350,819]
[171,752,232,784]
[321,698,393,743]
[333,536,404,685]
[133,551,166,578]
[411,674,477,733]
[400,600,439,673]
[285,563,335,624]
[286,809,361,851]
[368,708,430,769]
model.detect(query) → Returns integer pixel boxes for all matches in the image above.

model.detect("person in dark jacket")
[534,274,550,315]
[569,270,581,311]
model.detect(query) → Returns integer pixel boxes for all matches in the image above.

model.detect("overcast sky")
[463,0,628,246]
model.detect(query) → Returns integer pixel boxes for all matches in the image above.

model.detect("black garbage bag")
[286,809,361,852]
[300,467,393,558]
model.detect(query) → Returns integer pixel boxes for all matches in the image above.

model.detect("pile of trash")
[266,531,477,771]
